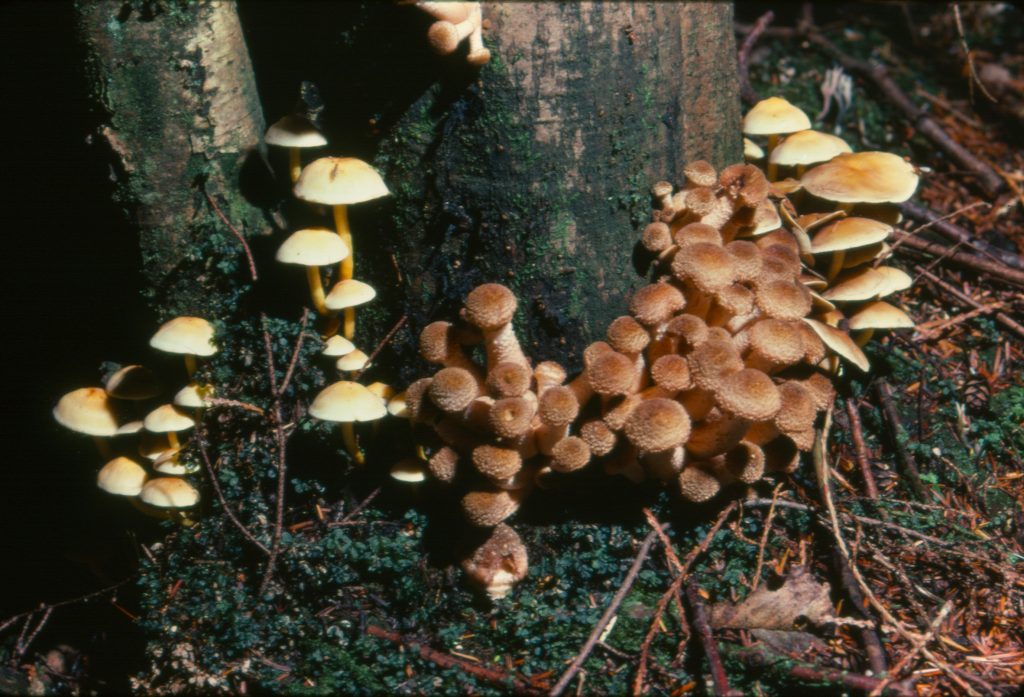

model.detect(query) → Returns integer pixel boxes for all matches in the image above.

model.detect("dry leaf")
[710,566,835,630]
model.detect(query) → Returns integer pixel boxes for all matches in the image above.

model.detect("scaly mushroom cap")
[461,524,529,600]
[774,381,818,436]
[105,365,161,401]
[725,241,763,282]
[309,381,388,422]
[428,367,480,413]
[54,387,120,437]
[684,187,718,217]
[150,317,217,357]
[688,340,744,391]
[678,465,722,502]
[642,222,673,252]
[607,316,651,354]
[743,97,812,136]
[486,362,532,398]
[140,477,199,508]
[748,199,783,236]
[674,223,723,248]
[276,227,349,266]
[489,396,536,438]
[716,369,781,421]
[464,283,517,330]
[462,489,523,527]
[759,244,802,279]
[538,386,579,427]
[534,361,567,393]
[583,341,614,366]
[769,130,852,167]
[293,156,390,206]
[580,419,617,456]
[801,151,919,204]
[651,354,692,392]
[672,242,736,294]
[748,319,806,369]
[97,457,148,496]
[402,378,433,421]
[812,217,892,254]
[684,160,718,187]
[143,404,195,434]
[624,398,691,453]
[667,314,709,353]
[587,351,638,396]
[800,370,837,412]
[714,284,755,317]
[264,114,327,148]
[719,163,770,207]
[794,321,828,364]
[551,437,591,473]
[428,446,459,483]
[472,445,522,481]
[629,283,686,326]
[755,280,812,320]
[723,441,765,484]
[419,321,458,364]
[848,301,915,330]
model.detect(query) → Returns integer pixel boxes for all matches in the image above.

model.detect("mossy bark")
[75,0,267,320]
[367,2,742,377]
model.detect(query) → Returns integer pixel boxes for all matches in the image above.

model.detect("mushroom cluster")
[52,316,219,521]
[407,1,491,66]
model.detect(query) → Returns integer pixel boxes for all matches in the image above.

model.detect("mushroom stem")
[305,266,329,316]
[854,328,875,346]
[184,354,197,379]
[288,148,302,184]
[167,431,181,450]
[826,250,846,282]
[332,205,357,340]
[342,423,365,464]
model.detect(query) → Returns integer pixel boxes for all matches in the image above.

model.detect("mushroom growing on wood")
[264,114,327,184]
[150,317,217,378]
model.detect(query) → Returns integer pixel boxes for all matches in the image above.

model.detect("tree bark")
[366,2,742,375]
[75,0,267,317]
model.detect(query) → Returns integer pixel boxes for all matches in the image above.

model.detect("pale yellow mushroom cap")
[309,381,387,422]
[174,384,214,409]
[322,335,357,357]
[769,130,852,167]
[97,457,148,496]
[812,217,892,254]
[54,387,120,437]
[743,137,765,161]
[105,365,161,401]
[325,279,377,311]
[873,266,913,297]
[390,458,428,483]
[335,349,370,372]
[150,317,217,357]
[293,157,390,206]
[139,477,199,508]
[801,151,919,204]
[848,301,915,330]
[264,114,327,148]
[802,318,870,371]
[143,404,196,433]
[742,97,811,136]
[276,227,349,266]
[153,449,195,475]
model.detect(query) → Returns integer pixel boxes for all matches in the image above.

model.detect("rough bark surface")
[76,0,267,317]
[366,2,742,377]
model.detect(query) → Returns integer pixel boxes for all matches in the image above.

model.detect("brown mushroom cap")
[580,419,617,456]
[723,441,766,484]
[714,284,755,317]
[428,446,459,483]
[716,369,781,421]
[403,378,434,421]
[460,523,529,600]
[802,319,870,372]
[642,222,673,252]
[624,398,691,453]
[538,386,580,427]
[607,316,651,354]
[486,362,532,398]
[720,163,770,207]
[629,283,686,326]
[674,223,722,248]
[848,301,915,330]
[54,387,120,437]
[725,240,763,282]
[587,351,638,397]
[651,354,692,392]
[800,370,837,412]
[743,97,812,136]
[428,367,480,413]
[489,396,536,438]
[755,280,813,320]
[667,314,709,353]
[774,381,818,436]
[747,319,806,369]
[462,489,523,527]
[684,160,718,187]
[551,437,591,473]
[472,445,523,481]
[801,151,919,204]
[688,339,744,391]
[671,242,736,294]
[534,361,568,391]
[464,283,517,330]
[812,217,892,254]
[419,321,458,364]
[678,464,722,502]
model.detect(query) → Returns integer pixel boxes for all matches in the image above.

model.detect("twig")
[735,22,1005,195]
[870,602,951,697]
[204,397,265,415]
[875,380,928,502]
[751,483,783,590]
[365,624,544,695]
[277,309,310,397]
[260,315,290,594]
[195,423,270,555]
[353,314,409,381]
[952,4,997,104]
[14,606,53,661]
[892,230,1024,288]
[913,302,1006,341]
[204,189,258,282]
[339,486,382,524]
[737,11,774,105]
[916,266,1024,340]
[685,581,739,697]
[727,646,917,697]
[549,529,660,697]
[846,398,880,499]
[0,579,132,638]
[898,201,1024,271]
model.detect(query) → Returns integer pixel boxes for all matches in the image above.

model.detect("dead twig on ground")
[686,581,740,697]
[916,266,1024,340]
[727,646,917,696]
[846,398,880,499]
[899,201,1024,271]
[204,189,258,282]
[892,230,1024,288]
[875,380,929,502]
[260,314,293,594]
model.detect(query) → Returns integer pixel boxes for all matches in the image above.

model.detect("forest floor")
[2,3,1023,696]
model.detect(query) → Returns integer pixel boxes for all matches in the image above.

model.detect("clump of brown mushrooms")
[408,1,491,66]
